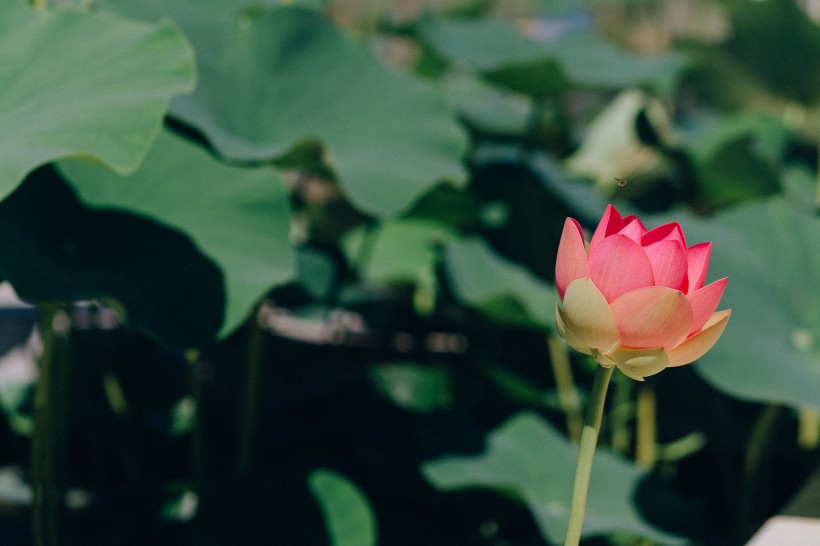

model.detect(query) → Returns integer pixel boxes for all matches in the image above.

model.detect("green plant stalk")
[609,371,634,455]
[237,315,266,475]
[547,334,583,442]
[186,350,205,494]
[352,220,379,279]
[816,134,820,208]
[564,364,614,546]
[635,384,657,469]
[797,407,820,449]
[31,306,72,546]
[738,403,781,538]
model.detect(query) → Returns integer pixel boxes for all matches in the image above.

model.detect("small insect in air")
[614,177,629,187]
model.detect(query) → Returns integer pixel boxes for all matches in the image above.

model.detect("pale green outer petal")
[560,278,620,354]
[667,309,731,367]
[556,305,592,355]
[607,348,669,381]
[591,349,617,368]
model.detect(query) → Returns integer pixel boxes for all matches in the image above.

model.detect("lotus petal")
[667,309,731,367]
[685,242,712,293]
[590,204,622,247]
[591,205,646,246]
[617,215,647,243]
[610,286,692,349]
[587,234,654,302]
[607,348,669,381]
[643,239,688,291]
[686,278,728,335]
[642,222,686,247]
[555,218,589,299]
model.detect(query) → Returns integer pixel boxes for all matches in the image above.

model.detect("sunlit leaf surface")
[98,1,467,217]
[671,198,820,410]
[308,469,377,546]
[422,412,685,544]
[0,3,195,200]
[445,238,559,329]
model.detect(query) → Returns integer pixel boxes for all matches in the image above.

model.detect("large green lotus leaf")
[667,198,820,410]
[444,238,559,330]
[418,18,683,92]
[308,469,377,546]
[58,128,294,340]
[0,3,195,201]
[422,412,684,545]
[99,1,467,217]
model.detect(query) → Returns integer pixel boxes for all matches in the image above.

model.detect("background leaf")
[444,238,558,329]
[422,412,685,545]
[419,18,683,93]
[308,469,377,546]
[680,115,786,205]
[99,1,467,217]
[724,0,820,104]
[671,198,820,410]
[0,3,195,200]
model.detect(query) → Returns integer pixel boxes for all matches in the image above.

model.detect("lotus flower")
[555,205,730,380]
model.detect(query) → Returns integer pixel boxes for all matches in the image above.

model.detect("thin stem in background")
[31,306,72,546]
[816,129,820,209]
[609,371,634,455]
[237,312,267,476]
[738,403,781,539]
[186,350,206,494]
[635,386,658,546]
[547,334,583,442]
[702,390,744,541]
[798,407,820,450]
[31,0,47,10]
[635,384,657,469]
[563,365,615,546]
[351,220,380,280]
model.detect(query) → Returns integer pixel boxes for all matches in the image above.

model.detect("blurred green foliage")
[1,0,820,545]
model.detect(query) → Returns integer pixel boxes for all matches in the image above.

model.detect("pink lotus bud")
[555,205,731,380]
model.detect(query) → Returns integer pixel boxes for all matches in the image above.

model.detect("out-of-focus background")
[2,0,820,544]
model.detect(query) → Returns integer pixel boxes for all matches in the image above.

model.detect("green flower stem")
[32,306,72,546]
[564,364,614,546]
